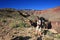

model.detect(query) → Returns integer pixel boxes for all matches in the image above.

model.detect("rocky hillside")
[0,7,60,40]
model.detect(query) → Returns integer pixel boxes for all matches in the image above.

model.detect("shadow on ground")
[11,36,31,40]
[37,36,42,40]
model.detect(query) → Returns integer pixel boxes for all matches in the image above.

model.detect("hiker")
[35,17,53,37]
[40,17,50,35]
[36,17,48,35]
[36,16,41,36]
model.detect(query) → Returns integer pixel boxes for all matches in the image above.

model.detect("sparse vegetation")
[0,8,60,40]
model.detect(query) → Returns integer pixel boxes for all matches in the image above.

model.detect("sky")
[0,0,60,10]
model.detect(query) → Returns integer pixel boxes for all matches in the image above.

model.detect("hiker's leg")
[38,27,41,36]
[36,26,39,34]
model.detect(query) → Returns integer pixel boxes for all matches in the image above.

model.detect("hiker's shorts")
[39,27,41,32]
[36,26,41,32]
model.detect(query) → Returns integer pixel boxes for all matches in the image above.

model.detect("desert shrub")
[47,30,53,35]
[6,15,12,18]
[11,20,26,28]
[12,22,30,28]
[45,37,53,40]
[57,35,60,38]
[0,14,3,17]
[54,34,60,38]
[13,24,20,28]
[2,19,7,23]
[20,22,25,27]
[24,23,31,27]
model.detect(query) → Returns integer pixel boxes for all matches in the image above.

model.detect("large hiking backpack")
[39,17,47,28]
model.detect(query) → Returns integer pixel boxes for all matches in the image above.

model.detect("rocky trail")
[0,26,60,40]
[0,27,40,40]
